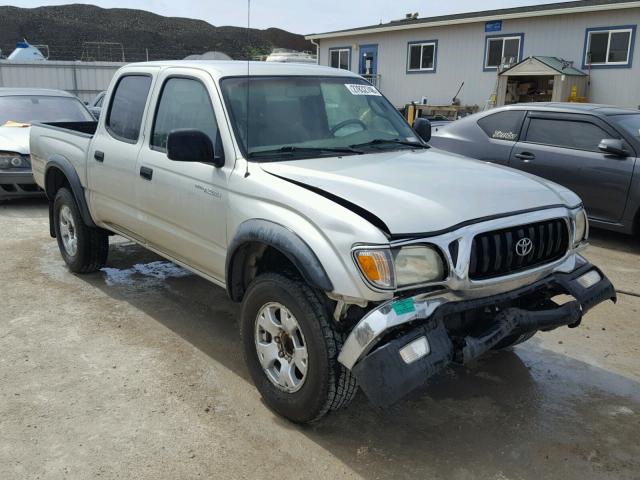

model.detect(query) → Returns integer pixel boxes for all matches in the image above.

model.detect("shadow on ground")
[589,227,640,254]
[74,239,640,479]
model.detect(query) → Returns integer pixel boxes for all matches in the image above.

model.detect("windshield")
[220,76,420,159]
[0,95,94,125]
[610,114,640,140]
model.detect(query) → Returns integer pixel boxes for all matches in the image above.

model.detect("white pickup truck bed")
[30,121,97,189]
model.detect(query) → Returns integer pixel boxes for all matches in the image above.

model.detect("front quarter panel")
[226,165,392,302]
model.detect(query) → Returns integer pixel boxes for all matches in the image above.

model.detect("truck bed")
[29,121,98,190]
[39,121,98,136]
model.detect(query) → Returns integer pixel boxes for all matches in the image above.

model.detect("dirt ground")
[1,199,639,480]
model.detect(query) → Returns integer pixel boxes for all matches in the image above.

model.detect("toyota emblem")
[515,237,533,257]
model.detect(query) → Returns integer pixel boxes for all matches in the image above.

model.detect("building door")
[359,44,378,85]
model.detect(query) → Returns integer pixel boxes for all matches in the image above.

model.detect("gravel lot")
[1,199,639,480]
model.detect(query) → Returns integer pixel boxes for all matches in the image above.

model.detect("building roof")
[0,88,75,97]
[500,56,587,76]
[306,0,640,39]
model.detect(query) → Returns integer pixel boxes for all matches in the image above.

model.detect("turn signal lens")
[354,248,394,289]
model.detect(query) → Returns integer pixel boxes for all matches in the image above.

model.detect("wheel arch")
[226,219,334,302]
[44,155,96,237]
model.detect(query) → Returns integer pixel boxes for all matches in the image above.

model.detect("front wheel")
[240,273,357,423]
[53,188,109,273]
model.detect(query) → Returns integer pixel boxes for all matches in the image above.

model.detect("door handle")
[140,166,153,181]
[514,152,535,162]
[94,150,104,162]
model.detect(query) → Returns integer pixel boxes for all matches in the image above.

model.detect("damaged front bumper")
[339,261,616,407]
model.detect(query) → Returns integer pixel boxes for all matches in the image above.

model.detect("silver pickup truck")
[30,61,615,423]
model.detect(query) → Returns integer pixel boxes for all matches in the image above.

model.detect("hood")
[0,125,31,155]
[260,149,581,236]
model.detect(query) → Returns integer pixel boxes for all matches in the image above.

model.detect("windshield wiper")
[350,138,429,150]
[248,145,363,159]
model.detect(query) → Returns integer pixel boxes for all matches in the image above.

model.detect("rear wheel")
[240,273,357,423]
[53,188,108,273]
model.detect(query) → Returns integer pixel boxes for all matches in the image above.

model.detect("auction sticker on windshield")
[345,84,381,96]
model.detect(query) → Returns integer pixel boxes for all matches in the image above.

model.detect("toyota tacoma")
[29,61,615,423]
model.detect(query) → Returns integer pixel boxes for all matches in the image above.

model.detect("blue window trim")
[582,25,636,69]
[328,46,352,71]
[406,39,438,74]
[482,33,524,72]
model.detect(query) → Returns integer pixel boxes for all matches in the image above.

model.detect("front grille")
[469,218,569,280]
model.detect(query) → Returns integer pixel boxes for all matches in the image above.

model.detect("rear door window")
[477,110,525,141]
[106,75,152,142]
[524,117,609,152]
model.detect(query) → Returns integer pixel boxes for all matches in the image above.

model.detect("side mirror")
[413,117,431,143]
[167,129,224,167]
[598,138,628,157]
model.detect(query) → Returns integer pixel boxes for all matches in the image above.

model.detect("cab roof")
[122,60,361,79]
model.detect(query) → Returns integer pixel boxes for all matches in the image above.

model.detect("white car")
[0,88,94,200]
[29,61,615,422]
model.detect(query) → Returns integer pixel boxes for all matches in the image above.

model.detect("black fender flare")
[226,219,334,301]
[44,155,97,236]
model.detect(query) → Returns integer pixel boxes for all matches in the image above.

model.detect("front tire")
[240,273,357,423]
[53,188,109,273]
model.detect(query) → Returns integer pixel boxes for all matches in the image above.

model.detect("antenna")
[244,0,251,178]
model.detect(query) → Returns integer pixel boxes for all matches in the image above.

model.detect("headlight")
[394,245,445,287]
[353,244,446,290]
[0,152,28,169]
[574,209,588,245]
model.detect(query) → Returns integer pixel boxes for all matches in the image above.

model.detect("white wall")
[317,7,640,109]
[0,60,125,102]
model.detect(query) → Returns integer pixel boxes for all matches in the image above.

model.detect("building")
[306,0,640,109]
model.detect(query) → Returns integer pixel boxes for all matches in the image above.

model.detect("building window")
[584,26,636,68]
[484,34,523,70]
[407,40,437,73]
[329,48,351,70]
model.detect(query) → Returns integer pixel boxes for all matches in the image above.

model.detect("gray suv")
[430,103,640,236]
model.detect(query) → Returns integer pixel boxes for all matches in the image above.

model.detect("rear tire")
[240,273,357,423]
[53,188,108,273]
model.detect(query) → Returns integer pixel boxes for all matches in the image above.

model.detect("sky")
[9,0,563,34]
